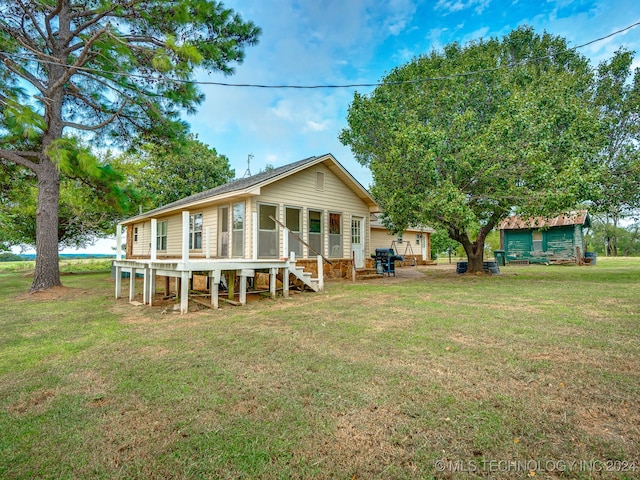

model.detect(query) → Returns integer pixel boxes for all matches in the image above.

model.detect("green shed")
[498,211,591,264]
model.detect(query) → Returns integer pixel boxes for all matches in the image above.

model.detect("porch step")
[355,268,383,281]
[288,262,320,292]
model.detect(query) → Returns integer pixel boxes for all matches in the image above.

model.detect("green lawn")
[0,258,638,479]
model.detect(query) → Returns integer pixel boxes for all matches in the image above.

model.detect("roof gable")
[122,154,378,224]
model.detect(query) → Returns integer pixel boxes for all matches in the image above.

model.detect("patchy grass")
[0,258,638,479]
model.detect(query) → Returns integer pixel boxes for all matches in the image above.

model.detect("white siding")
[257,164,371,259]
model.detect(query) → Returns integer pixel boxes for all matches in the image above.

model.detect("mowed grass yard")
[0,258,638,479]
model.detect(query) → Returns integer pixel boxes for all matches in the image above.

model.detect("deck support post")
[238,269,254,306]
[317,255,324,292]
[129,267,136,301]
[180,271,189,314]
[143,267,150,304]
[269,268,277,299]
[282,266,289,298]
[115,266,122,299]
[148,269,156,306]
[210,270,220,309]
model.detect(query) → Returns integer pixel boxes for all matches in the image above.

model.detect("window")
[398,233,403,244]
[258,204,279,258]
[308,210,323,257]
[134,226,138,242]
[285,207,302,257]
[351,218,361,245]
[156,221,167,251]
[316,171,325,190]
[533,231,543,252]
[218,206,229,257]
[329,213,342,257]
[416,234,421,245]
[189,213,203,250]
[232,202,244,257]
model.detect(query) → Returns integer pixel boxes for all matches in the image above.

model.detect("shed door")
[351,217,364,268]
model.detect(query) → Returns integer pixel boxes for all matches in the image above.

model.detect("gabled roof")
[498,210,591,230]
[121,153,378,225]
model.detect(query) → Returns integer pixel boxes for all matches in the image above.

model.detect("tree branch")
[0,149,40,171]
[0,53,48,96]
[63,102,127,131]
[50,25,110,91]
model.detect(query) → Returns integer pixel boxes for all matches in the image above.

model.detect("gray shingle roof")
[125,155,324,222]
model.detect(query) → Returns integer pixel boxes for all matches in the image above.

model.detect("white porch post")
[205,227,211,259]
[182,211,190,261]
[150,219,157,261]
[115,224,123,260]
[283,226,289,259]
[252,211,258,260]
[317,255,324,291]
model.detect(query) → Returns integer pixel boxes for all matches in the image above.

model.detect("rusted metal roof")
[498,210,590,230]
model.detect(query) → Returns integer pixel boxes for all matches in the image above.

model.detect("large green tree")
[1,146,137,251]
[591,49,640,256]
[340,27,600,273]
[0,0,259,292]
[129,133,235,209]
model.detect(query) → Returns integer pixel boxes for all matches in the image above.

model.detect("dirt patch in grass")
[8,388,58,416]
[15,285,87,302]
[308,406,417,476]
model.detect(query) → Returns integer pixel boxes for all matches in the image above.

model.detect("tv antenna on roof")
[243,154,253,178]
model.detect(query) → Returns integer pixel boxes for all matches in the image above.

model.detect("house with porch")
[113,153,432,312]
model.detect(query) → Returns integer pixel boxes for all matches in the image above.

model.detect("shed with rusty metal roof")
[498,211,592,264]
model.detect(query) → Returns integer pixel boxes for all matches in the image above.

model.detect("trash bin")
[584,251,597,265]
[494,250,506,266]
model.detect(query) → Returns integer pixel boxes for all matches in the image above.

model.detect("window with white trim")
[189,213,203,249]
[156,221,167,251]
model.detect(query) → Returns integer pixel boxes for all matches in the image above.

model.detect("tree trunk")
[30,160,62,292]
[463,242,485,273]
[448,225,488,274]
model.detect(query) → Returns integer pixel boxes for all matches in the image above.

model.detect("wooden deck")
[113,257,323,314]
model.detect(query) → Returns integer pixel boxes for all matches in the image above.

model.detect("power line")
[2,20,639,90]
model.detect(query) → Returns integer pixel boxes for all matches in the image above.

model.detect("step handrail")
[269,215,333,265]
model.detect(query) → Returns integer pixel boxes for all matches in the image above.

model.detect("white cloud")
[435,0,491,15]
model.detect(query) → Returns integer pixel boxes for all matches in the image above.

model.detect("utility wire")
[2,20,639,90]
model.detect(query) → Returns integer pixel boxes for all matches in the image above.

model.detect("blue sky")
[187,0,640,189]
[60,0,640,254]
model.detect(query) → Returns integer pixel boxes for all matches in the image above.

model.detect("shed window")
[532,231,543,252]
[134,227,138,242]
